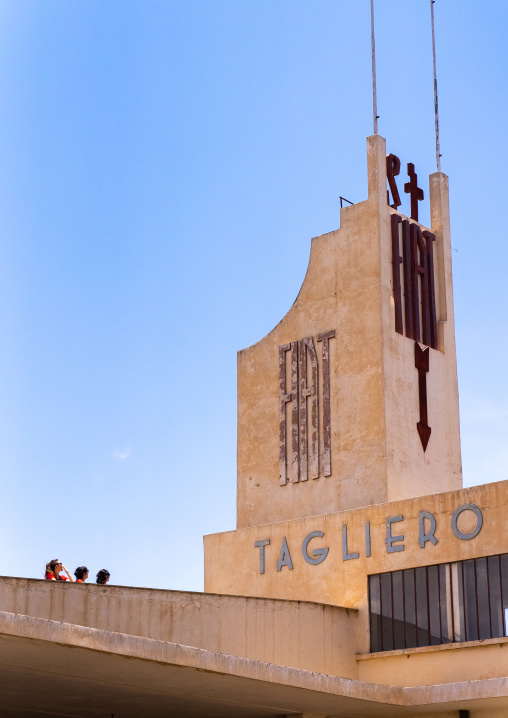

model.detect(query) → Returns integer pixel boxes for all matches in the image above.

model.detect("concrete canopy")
[1,612,507,718]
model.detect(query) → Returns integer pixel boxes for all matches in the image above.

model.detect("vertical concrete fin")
[367,133,388,214]
[429,172,452,351]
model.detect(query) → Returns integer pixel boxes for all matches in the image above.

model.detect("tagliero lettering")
[254,503,483,574]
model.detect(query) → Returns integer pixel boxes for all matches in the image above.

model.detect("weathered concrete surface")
[236,134,461,530]
[206,479,508,655]
[0,611,507,717]
[0,576,359,678]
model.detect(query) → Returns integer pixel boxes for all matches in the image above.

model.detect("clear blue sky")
[0,1,506,591]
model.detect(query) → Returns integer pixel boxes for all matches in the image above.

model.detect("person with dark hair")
[45,559,74,582]
[74,566,89,583]
[96,569,110,585]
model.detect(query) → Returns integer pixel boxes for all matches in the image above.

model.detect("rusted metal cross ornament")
[404,163,424,222]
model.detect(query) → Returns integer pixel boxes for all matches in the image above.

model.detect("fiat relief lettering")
[388,157,438,349]
[279,331,335,485]
[391,213,438,349]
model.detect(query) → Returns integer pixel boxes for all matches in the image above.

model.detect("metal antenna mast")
[430,0,441,171]
[370,0,378,134]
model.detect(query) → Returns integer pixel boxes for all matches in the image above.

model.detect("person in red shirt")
[74,566,89,583]
[45,559,74,582]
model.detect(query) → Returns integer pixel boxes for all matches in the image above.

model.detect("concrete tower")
[235,135,461,530]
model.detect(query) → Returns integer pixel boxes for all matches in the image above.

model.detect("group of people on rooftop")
[45,559,110,585]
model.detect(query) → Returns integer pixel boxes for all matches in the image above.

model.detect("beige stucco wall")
[0,577,358,678]
[357,636,508,687]
[206,480,508,656]
[237,134,461,529]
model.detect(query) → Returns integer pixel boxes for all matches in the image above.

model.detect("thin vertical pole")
[370,0,378,134]
[430,0,441,171]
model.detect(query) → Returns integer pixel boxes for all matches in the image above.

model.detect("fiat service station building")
[0,136,506,717]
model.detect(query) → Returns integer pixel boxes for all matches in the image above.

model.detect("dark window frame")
[369,553,508,653]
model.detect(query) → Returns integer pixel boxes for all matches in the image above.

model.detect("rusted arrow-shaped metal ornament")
[414,342,431,451]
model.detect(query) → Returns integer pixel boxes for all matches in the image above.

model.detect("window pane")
[463,559,478,641]
[439,563,452,643]
[500,554,508,635]
[415,567,429,647]
[427,565,441,645]
[392,571,405,649]
[369,574,382,652]
[380,572,394,651]
[403,568,417,649]
[487,555,503,638]
[476,558,491,639]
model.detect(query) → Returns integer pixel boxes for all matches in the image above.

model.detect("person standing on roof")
[74,566,89,583]
[96,569,110,585]
[45,559,74,582]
